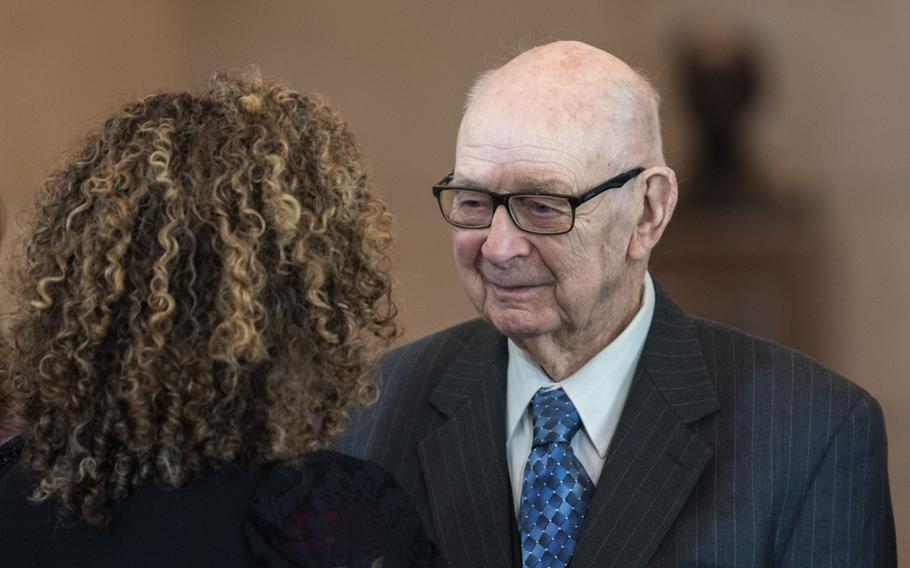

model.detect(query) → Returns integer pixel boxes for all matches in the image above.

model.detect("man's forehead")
[455,106,614,192]
[456,84,630,182]
[465,79,604,140]
[456,137,582,183]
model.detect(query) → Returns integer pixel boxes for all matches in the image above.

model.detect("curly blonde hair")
[1,72,397,525]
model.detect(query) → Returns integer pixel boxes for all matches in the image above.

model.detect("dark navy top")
[0,438,439,567]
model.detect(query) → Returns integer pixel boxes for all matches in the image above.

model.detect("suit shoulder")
[336,319,497,457]
[382,318,492,378]
[691,316,874,410]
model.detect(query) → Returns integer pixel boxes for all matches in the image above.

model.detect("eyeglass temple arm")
[575,167,645,203]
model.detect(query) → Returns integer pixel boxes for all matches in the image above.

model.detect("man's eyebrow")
[511,175,574,193]
[452,175,574,193]
[450,176,485,189]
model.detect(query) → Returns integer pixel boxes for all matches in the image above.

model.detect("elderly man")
[339,41,896,567]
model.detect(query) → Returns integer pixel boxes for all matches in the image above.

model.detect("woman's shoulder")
[0,436,23,475]
[260,450,397,494]
[252,451,413,522]
[246,450,439,568]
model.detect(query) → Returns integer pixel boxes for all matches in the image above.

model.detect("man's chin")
[483,308,556,340]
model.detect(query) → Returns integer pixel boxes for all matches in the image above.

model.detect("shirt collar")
[506,272,656,457]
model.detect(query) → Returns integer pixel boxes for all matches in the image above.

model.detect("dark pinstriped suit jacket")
[337,286,896,567]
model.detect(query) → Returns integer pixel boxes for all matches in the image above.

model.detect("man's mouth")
[477,266,553,292]
[483,276,550,293]
[490,282,535,291]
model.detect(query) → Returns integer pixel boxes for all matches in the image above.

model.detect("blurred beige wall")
[2,0,907,556]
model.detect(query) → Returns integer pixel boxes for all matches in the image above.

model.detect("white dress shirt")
[506,272,656,515]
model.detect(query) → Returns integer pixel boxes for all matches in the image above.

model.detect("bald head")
[461,41,664,169]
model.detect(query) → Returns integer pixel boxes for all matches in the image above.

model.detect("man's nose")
[480,205,532,265]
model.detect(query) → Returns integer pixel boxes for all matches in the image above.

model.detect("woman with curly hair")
[0,73,438,567]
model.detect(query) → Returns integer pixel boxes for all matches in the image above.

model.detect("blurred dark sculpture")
[680,29,767,203]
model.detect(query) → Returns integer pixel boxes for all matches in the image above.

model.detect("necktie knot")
[530,388,582,448]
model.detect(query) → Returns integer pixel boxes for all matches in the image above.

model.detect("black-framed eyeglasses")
[431,167,645,235]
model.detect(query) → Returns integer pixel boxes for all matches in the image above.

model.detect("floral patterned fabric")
[246,450,441,568]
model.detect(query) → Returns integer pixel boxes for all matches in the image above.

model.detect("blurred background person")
[0,72,437,567]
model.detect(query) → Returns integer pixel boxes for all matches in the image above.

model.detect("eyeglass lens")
[438,189,573,233]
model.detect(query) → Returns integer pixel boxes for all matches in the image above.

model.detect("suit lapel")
[571,284,720,568]
[417,323,516,568]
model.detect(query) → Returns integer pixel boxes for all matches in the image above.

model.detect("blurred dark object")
[681,27,766,203]
[655,25,823,357]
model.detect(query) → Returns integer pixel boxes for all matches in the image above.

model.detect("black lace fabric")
[246,451,441,568]
[0,436,22,471]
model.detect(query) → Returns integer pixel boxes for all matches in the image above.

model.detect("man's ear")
[627,166,678,261]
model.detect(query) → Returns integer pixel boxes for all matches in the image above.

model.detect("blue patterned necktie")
[518,387,594,568]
